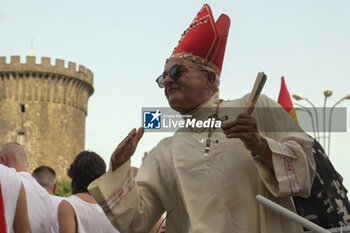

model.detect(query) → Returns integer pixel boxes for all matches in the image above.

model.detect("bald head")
[0,142,28,172]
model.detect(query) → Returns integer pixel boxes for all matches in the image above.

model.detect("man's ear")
[53,183,57,194]
[206,70,217,85]
[0,155,7,165]
[205,71,218,93]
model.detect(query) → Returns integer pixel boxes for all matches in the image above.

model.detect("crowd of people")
[0,143,165,233]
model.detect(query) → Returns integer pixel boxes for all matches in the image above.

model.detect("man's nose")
[163,74,174,87]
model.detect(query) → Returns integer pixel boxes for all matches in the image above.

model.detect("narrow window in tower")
[20,104,25,113]
[17,132,26,145]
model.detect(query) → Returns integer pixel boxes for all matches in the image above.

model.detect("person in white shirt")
[58,151,119,233]
[32,165,65,233]
[0,163,31,233]
[0,142,54,233]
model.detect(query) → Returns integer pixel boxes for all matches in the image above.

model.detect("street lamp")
[323,90,333,150]
[292,93,320,140]
[293,92,350,157]
[294,102,317,139]
[327,94,350,156]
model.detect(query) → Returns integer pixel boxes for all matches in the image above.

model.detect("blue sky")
[1,0,350,189]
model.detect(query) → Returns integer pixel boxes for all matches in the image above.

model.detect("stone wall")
[0,56,94,180]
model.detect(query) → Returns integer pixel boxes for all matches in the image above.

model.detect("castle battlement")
[0,55,94,115]
[0,55,95,180]
[0,56,93,87]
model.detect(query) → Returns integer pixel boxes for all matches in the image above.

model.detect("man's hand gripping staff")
[221,72,273,168]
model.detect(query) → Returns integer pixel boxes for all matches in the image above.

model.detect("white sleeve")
[88,150,165,233]
[252,94,315,197]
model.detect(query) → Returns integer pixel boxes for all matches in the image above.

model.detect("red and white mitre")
[167,4,231,76]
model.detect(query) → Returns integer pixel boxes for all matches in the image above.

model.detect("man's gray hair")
[200,64,220,87]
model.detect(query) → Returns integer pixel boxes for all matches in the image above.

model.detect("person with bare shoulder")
[58,151,119,233]
[0,162,31,233]
[0,142,53,233]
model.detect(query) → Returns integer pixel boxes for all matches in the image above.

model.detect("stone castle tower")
[0,56,94,180]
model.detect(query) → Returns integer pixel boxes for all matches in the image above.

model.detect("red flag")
[278,76,299,124]
[0,183,7,233]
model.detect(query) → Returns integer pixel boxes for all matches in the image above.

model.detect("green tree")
[55,180,72,197]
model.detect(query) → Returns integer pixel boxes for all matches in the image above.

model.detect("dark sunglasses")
[156,64,185,88]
